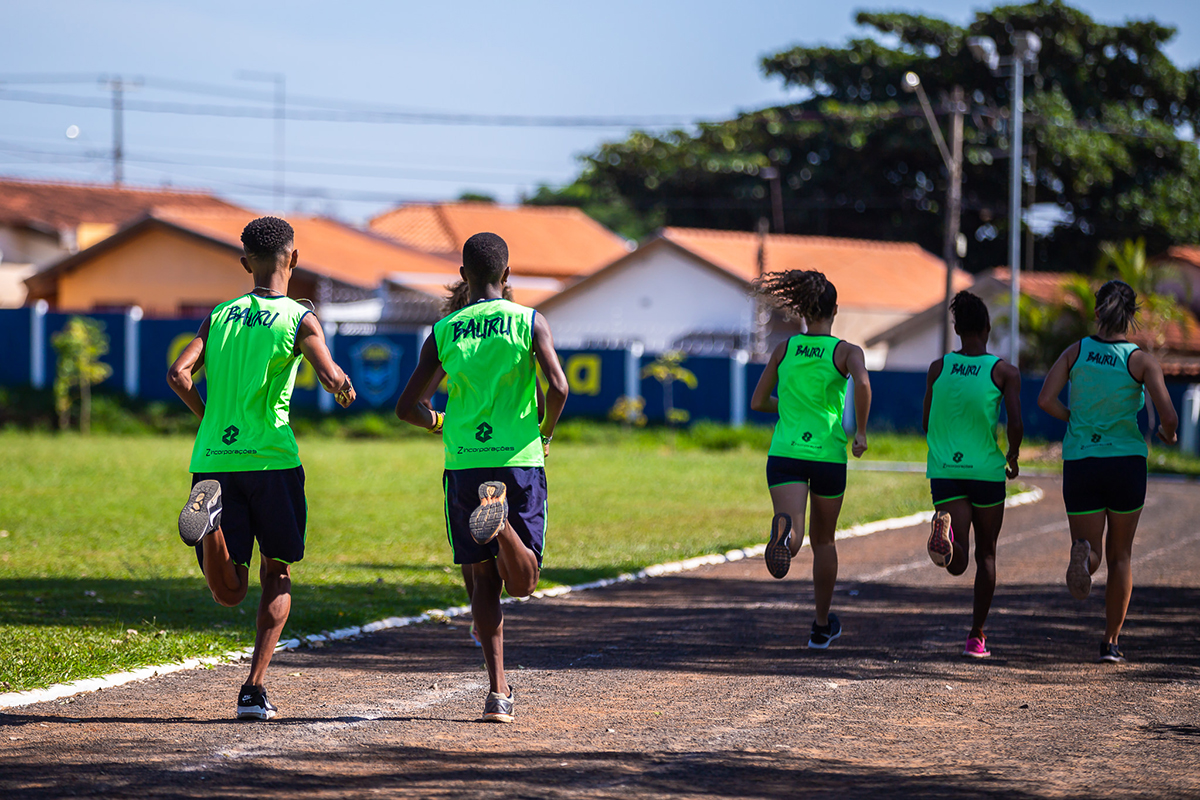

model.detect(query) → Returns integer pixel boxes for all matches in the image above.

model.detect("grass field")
[0,432,942,693]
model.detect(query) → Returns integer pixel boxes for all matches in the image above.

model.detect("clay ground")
[3,476,1200,799]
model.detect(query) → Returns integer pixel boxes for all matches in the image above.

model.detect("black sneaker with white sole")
[764,513,792,579]
[807,613,842,650]
[179,479,222,546]
[1100,642,1126,663]
[236,684,277,720]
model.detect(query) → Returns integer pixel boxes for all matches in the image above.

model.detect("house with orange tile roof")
[24,209,461,321]
[0,177,249,307]
[869,268,1200,376]
[1159,245,1200,318]
[368,201,631,303]
[536,227,969,363]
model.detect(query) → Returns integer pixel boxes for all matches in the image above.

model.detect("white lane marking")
[1132,529,1200,566]
[0,488,1044,710]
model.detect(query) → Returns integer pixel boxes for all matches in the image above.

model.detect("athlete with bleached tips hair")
[750,269,871,650]
[1038,279,1178,663]
[168,216,356,720]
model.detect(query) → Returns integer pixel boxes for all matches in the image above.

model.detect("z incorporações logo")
[476,422,493,443]
[222,425,240,445]
[953,451,964,463]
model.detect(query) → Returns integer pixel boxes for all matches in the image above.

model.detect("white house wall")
[541,247,755,352]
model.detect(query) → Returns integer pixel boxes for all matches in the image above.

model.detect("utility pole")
[103,75,140,186]
[760,166,785,233]
[238,71,286,211]
[753,217,772,358]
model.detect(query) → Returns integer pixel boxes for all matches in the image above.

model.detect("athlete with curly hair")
[750,269,871,649]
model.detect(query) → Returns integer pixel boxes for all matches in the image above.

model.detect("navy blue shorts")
[1063,456,1147,515]
[192,467,307,569]
[930,477,1006,508]
[765,456,847,498]
[444,467,546,566]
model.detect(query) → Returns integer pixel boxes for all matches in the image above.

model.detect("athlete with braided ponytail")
[922,290,1023,658]
[750,270,871,649]
[1038,280,1178,663]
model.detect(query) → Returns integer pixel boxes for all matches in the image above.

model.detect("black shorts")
[1062,456,1147,515]
[765,456,847,498]
[930,477,1006,508]
[444,467,546,566]
[191,467,307,569]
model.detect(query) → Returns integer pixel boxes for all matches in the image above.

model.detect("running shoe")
[1066,539,1093,600]
[963,635,991,658]
[807,613,842,650]
[764,513,793,579]
[469,621,482,647]
[927,511,953,568]
[178,479,222,546]
[236,685,277,720]
[469,481,508,545]
[482,690,514,723]
[1100,642,1126,663]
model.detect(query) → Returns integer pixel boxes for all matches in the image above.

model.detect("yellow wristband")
[429,411,444,434]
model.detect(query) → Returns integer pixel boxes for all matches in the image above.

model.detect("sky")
[2,0,1197,224]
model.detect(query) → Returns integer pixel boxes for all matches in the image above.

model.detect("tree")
[543,2,1200,271]
[52,316,112,434]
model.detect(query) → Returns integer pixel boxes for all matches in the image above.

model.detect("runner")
[750,269,871,649]
[1037,279,1178,663]
[395,232,569,722]
[922,290,1022,658]
[167,216,357,720]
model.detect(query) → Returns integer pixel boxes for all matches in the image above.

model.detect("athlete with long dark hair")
[1038,279,1178,662]
[922,290,1022,658]
[750,269,871,649]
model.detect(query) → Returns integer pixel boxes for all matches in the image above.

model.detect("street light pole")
[968,32,1040,369]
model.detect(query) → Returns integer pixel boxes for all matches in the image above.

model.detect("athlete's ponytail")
[752,269,838,321]
[1095,280,1139,335]
[442,279,515,316]
[949,290,990,336]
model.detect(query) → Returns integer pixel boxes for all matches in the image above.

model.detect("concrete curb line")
[0,486,1044,710]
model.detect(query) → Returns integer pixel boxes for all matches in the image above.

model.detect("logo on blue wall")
[350,338,403,407]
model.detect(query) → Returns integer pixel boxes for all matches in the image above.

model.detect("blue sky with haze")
[2,1,1196,222]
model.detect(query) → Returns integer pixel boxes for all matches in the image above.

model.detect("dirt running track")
[3,476,1200,799]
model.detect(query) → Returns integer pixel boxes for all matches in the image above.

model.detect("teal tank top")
[768,334,849,464]
[433,298,543,470]
[926,353,1006,481]
[1063,337,1146,461]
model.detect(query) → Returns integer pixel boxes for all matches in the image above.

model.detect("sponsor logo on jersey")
[222,425,240,445]
[1085,351,1119,367]
[476,422,494,443]
[223,306,281,328]
[950,363,981,376]
[794,344,825,358]
[452,314,514,343]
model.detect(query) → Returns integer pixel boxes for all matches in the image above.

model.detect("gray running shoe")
[482,690,514,723]
[469,481,508,545]
[764,513,792,579]
[178,480,222,546]
[236,685,277,720]
[1067,539,1093,600]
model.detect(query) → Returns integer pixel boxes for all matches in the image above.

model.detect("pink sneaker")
[927,512,953,568]
[963,635,991,658]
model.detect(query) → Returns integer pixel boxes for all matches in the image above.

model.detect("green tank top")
[189,294,310,473]
[434,298,543,469]
[1063,337,1146,460]
[768,334,849,464]
[926,353,1006,481]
